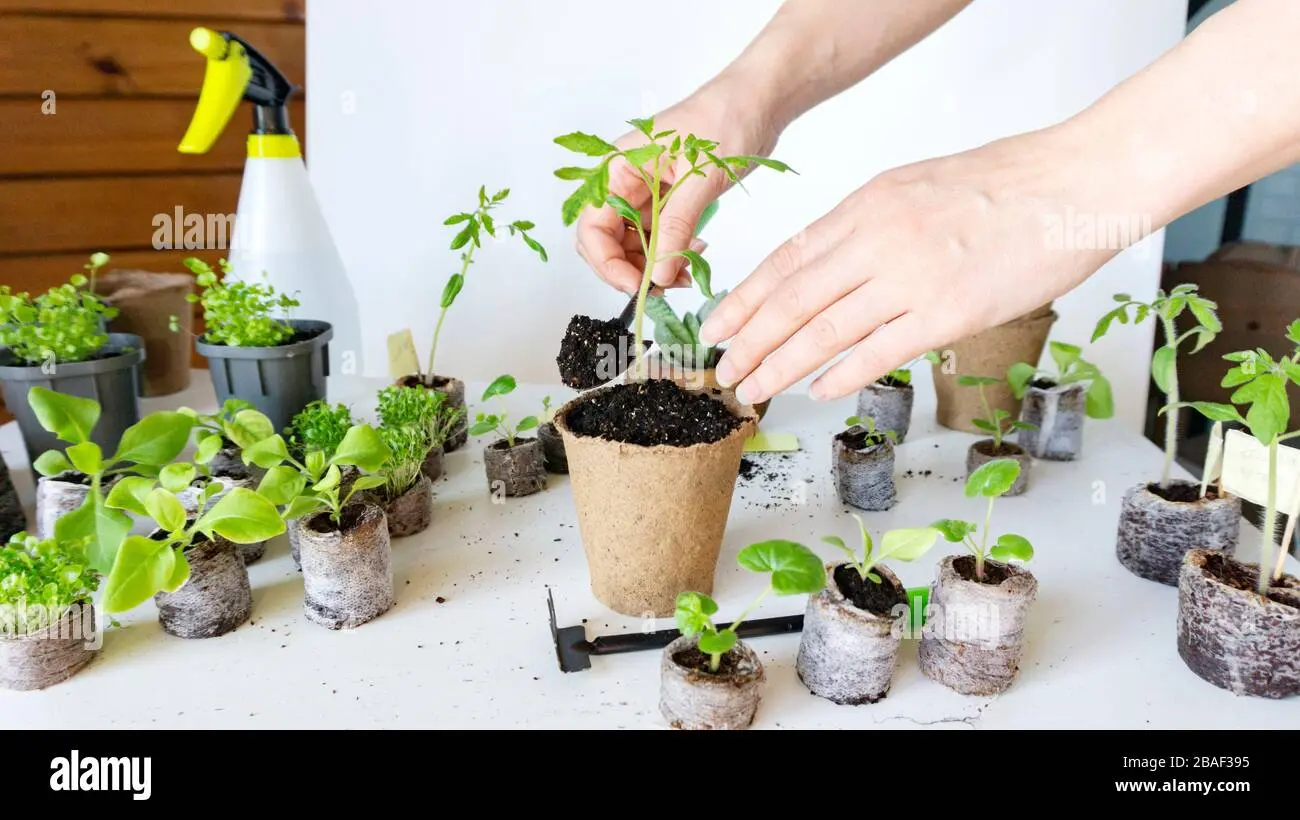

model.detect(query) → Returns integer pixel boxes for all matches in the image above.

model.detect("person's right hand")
[575,79,784,295]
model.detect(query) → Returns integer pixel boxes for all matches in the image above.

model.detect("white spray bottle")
[178,27,362,376]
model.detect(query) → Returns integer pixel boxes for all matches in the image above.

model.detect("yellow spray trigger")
[179,27,252,154]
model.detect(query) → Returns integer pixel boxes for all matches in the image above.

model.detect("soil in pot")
[557,380,755,616]
[1177,550,1300,698]
[660,634,764,730]
[154,532,252,639]
[966,440,1031,496]
[556,314,645,390]
[797,564,907,705]
[856,377,914,443]
[0,450,26,543]
[645,351,773,421]
[297,503,394,629]
[538,422,568,474]
[1116,481,1240,586]
[396,374,467,452]
[833,428,896,511]
[0,604,98,691]
[98,269,194,397]
[484,437,546,497]
[383,474,433,538]
[917,555,1038,695]
[1016,381,1086,461]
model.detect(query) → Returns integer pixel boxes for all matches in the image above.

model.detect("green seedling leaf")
[971,418,997,434]
[990,533,1035,564]
[674,590,717,638]
[102,534,176,614]
[256,466,308,506]
[1182,401,1245,425]
[626,117,655,138]
[105,476,155,517]
[931,518,977,543]
[224,409,276,450]
[32,450,73,477]
[243,435,289,470]
[194,487,286,544]
[964,458,1021,498]
[144,487,187,534]
[1085,372,1115,419]
[1244,373,1289,443]
[957,375,1001,387]
[55,495,130,575]
[1188,297,1222,334]
[724,155,796,174]
[1007,362,1036,399]
[195,433,223,464]
[283,495,324,522]
[676,250,712,299]
[28,388,100,444]
[605,194,642,228]
[1150,345,1177,397]
[697,630,738,656]
[876,527,941,563]
[114,412,194,466]
[645,296,694,348]
[66,441,103,476]
[553,167,594,181]
[1049,341,1082,374]
[517,416,539,433]
[331,425,390,473]
[482,375,517,401]
[163,548,191,593]
[158,463,196,494]
[622,143,665,170]
[554,132,616,157]
[821,534,858,565]
[313,464,342,494]
[440,273,465,310]
[695,200,719,235]
[736,540,826,595]
[468,419,499,436]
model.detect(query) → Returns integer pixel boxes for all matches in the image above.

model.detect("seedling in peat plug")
[932,458,1035,583]
[555,119,795,380]
[179,398,276,465]
[424,188,547,384]
[0,531,100,632]
[469,375,539,448]
[1093,285,1220,487]
[287,400,356,461]
[880,352,942,387]
[0,253,119,365]
[843,416,896,448]
[377,384,465,456]
[173,257,300,347]
[675,539,825,672]
[822,516,940,584]
[1007,341,1114,419]
[958,375,1036,450]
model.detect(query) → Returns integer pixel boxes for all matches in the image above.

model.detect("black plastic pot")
[197,319,332,434]
[0,333,144,463]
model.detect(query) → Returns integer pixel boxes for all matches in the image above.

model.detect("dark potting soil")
[1149,482,1223,504]
[972,439,1025,458]
[834,564,905,615]
[673,645,743,677]
[49,471,93,486]
[489,437,536,452]
[837,428,889,452]
[1031,378,1058,390]
[738,457,757,480]
[565,379,743,446]
[556,315,643,390]
[307,504,366,534]
[877,375,909,388]
[953,555,1011,586]
[397,374,454,390]
[1201,552,1298,607]
[201,325,324,349]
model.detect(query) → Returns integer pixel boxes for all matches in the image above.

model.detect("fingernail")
[734,381,757,405]
[698,319,721,347]
[714,358,736,386]
[690,238,709,253]
[808,382,826,401]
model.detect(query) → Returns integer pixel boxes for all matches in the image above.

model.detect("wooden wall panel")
[0,0,304,22]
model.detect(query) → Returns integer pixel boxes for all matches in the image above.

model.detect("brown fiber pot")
[297,503,394,629]
[660,635,764,730]
[555,385,757,617]
[1176,550,1300,698]
[917,555,1038,695]
[99,269,194,397]
[1116,481,1241,586]
[396,374,467,453]
[153,533,252,639]
[932,305,1057,433]
[383,474,432,538]
[0,604,98,691]
[966,440,1032,496]
[645,354,770,421]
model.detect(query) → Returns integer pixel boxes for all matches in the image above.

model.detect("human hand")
[698,126,1124,404]
[574,79,783,295]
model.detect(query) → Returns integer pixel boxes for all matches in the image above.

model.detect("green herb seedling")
[1174,326,1300,594]
[178,398,277,466]
[957,375,1036,451]
[0,253,118,365]
[425,188,547,384]
[822,515,941,584]
[469,375,539,448]
[173,257,299,348]
[843,415,897,448]
[1007,341,1114,420]
[1093,285,1221,487]
[0,531,100,632]
[555,119,795,380]
[377,383,465,454]
[675,539,825,673]
[882,352,941,387]
[540,395,555,425]
[287,400,356,461]
[932,458,1035,583]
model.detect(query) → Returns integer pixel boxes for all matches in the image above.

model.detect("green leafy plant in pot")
[241,424,394,629]
[1172,333,1300,698]
[958,375,1036,496]
[1093,286,1239,586]
[397,187,547,453]
[833,415,898,511]
[551,118,792,616]
[922,458,1038,695]
[0,532,100,691]
[178,257,332,434]
[797,520,940,705]
[377,385,464,482]
[855,352,938,443]
[663,539,825,730]
[470,375,546,498]
[283,400,358,568]
[0,254,144,463]
[1007,341,1113,461]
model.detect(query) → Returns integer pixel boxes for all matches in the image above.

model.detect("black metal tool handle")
[615,294,638,328]
[587,614,805,656]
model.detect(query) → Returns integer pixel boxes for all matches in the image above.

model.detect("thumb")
[649,178,718,288]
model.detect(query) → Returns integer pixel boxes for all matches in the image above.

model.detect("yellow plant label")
[1221,429,1300,510]
[386,329,419,380]
[744,432,800,453]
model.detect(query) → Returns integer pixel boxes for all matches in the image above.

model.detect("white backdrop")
[307,0,1188,430]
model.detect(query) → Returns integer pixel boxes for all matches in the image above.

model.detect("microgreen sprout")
[0,532,100,632]
[468,375,538,448]
[287,401,356,461]
[932,458,1035,583]
[957,375,1036,450]
[1007,341,1114,419]
[174,257,299,348]
[843,415,897,448]
[0,253,118,365]
[821,515,940,584]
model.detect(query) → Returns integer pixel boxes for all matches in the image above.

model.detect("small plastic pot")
[855,379,914,443]
[1177,550,1300,698]
[966,440,1031,496]
[1116,481,1241,586]
[0,450,26,543]
[197,319,332,434]
[297,503,394,629]
[1016,382,1087,461]
[660,635,764,730]
[797,564,908,704]
[0,603,98,691]
[154,532,253,639]
[0,333,144,464]
[484,437,546,498]
[917,555,1038,695]
[383,474,432,538]
[833,428,896,511]
[538,422,568,474]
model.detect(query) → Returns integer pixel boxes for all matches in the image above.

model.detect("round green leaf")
[102,534,176,614]
[159,463,197,494]
[696,630,738,657]
[331,425,390,473]
[481,375,517,401]
[468,419,498,437]
[243,434,289,469]
[1085,373,1115,419]
[1150,345,1176,396]
[32,449,73,478]
[876,527,941,563]
[145,487,187,533]
[162,548,191,593]
[990,533,1035,564]
[736,540,826,595]
[930,518,976,543]
[113,411,194,466]
[674,590,717,638]
[256,466,308,506]
[194,487,286,544]
[66,441,103,476]
[104,476,156,517]
[516,416,539,433]
[964,458,1021,498]
[195,431,223,464]
[1006,362,1036,399]
[225,409,275,450]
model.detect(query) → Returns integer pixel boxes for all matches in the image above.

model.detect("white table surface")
[1,368,1296,730]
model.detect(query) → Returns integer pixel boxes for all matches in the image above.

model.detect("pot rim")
[663,634,763,686]
[1130,479,1236,507]
[1183,549,1300,615]
[196,319,332,359]
[0,333,145,379]
[835,426,894,455]
[394,373,463,391]
[299,500,384,538]
[867,378,914,393]
[821,562,907,626]
[0,600,95,643]
[1024,380,1088,397]
[939,553,1038,595]
[970,439,1028,458]
[553,380,757,454]
[486,436,540,452]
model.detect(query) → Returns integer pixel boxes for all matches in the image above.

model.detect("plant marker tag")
[1220,429,1300,507]
[386,329,419,380]
[907,587,929,627]
[1200,421,1224,497]
[743,432,799,453]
